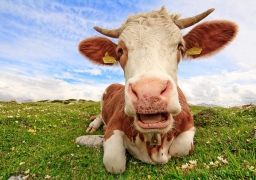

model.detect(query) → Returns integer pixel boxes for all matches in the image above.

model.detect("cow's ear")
[78,37,118,65]
[183,21,238,59]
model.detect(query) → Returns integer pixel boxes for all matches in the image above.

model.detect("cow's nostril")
[160,81,171,97]
[132,87,138,98]
[128,84,138,100]
[161,87,167,95]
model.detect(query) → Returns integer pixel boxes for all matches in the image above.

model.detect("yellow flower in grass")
[28,128,36,134]
[246,165,255,172]
[181,160,197,170]
[188,164,196,169]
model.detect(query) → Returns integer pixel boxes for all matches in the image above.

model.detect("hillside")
[0,100,255,179]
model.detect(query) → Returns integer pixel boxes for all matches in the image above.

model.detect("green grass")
[0,100,255,179]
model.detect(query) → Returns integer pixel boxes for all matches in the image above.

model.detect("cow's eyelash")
[117,48,123,55]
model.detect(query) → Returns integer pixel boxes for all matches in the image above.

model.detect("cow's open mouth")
[136,112,170,129]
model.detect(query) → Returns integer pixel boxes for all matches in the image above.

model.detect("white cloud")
[178,69,256,107]
[0,72,108,102]
[54,72,73,79]
[74,69,101,76]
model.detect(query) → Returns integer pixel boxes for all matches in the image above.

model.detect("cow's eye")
[177,43,183,50]
[118,48,123,55]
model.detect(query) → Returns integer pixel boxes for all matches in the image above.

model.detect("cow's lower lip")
[136,113,170,129]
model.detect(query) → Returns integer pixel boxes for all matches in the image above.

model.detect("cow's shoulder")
[103,83,124,101]
[102,84,136,140]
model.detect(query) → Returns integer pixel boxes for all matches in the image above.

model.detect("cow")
[76,6,238,174]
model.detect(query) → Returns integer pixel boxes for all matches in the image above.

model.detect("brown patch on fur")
[183,20,238,59]
[90,116,98,121]
[78,37,129,69]
[78,37,118,65]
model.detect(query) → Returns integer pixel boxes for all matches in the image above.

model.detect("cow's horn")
[93,26,123,38]
[175,8,215,29]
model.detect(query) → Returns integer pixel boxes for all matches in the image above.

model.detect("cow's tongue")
[139,113,162,123]
[138,113,169,129]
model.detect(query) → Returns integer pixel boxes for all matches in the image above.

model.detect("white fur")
[169,127,196,156]
[124,135,153,164]
[103,130,126,174]
[76,135,104,146]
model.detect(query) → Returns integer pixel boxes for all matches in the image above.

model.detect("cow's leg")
[103,130,126,174]
[86,115,103,133]
[169,127,196,156]
[75,115,104,146]
[76,135,104,146]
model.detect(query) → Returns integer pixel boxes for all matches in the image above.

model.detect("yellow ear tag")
[185,46,202,55]
[103,52,116,64]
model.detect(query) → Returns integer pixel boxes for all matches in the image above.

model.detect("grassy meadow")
[0,100,255,179]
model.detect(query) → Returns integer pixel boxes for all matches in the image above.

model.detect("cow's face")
[118,16,183,134]
[78,6,237,134]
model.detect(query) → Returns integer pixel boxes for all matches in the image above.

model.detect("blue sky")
[0,0,256,106]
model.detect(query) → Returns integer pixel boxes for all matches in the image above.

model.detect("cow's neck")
[144,133,162,146]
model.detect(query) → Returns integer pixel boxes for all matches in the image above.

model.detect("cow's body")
[102,84,194,165]
[76,6,237,174]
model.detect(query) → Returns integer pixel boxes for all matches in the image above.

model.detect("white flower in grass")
[250,166,255,170]
[25,169,30,174]
[181,163,189,169]
[217,156,223,161]
[23,175,29,179]
[222,159,228,164]
[206,141,211,144]
[45,175,51,179]
[189,160,197,165]
[217,156,228,164]
[209,161,215,166]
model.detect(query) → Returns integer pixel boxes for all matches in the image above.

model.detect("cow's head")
[79,6,237,134]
